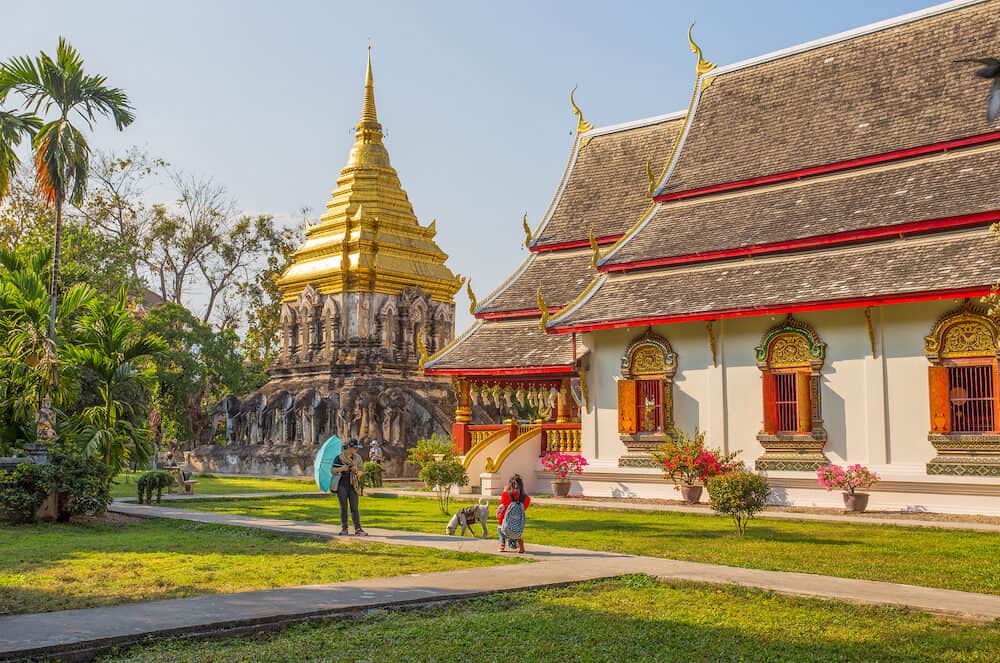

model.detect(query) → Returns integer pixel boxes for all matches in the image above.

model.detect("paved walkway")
[2,503,998,661]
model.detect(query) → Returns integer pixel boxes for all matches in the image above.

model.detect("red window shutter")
[928,366,951,433]
[795,371,812,433]
[762,373,778,435]
[618,380,638,435]
[993,363,1000,434]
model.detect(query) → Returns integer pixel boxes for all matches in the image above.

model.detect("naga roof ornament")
[687,22,717,82]
[569,85,594,134]
[467,279,478,316]
[522,212,532,248]
[537,287,550,332]
[589,228,599,268]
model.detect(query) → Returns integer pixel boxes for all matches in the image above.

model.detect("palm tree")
[67,288,165,473]
[0,36,134,360]
[0,109,40,200]
[0,248,95,449]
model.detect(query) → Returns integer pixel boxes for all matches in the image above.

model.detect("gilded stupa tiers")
[278,49,461,303]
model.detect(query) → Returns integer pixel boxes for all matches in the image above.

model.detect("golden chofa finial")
[522,212,532,248]
[569,85,594,134]
[467,279,478,316]
[688,22,717,79]
[537,287,550,332]
[645,157,656,197]
[589,228,599,268]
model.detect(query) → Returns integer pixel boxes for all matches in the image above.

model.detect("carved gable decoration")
[621,329,676,379]
[925,302,1000,362]
[755,316,826,370]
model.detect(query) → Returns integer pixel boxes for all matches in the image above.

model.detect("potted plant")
[540,452,588,497]
[653,428,734,505]
[816,464,880,512]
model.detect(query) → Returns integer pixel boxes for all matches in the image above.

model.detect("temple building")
[425,0,1000,513]
[191,50,471,477]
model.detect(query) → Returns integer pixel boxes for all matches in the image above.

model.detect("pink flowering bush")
[541,452,588,480]
[653,427,740,487]
[816,464,879,495]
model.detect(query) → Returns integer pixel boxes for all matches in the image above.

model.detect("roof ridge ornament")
[467,279,478,316]
[569,85,594,143]
[687,22,717,80]
[645,157,656,198]
[537,287,550,332]
[522,212,532,248]
[589,228,600,268]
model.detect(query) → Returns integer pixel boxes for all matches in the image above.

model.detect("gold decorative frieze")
[925,301,1000,361]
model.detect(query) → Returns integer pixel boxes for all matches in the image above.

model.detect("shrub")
[136,470,175,504]
[407,433,455,466]
[816,464,879,495]
[47,445,114,520]
[0,463,49,524]
[706,472,770,536]
[652,427,740,488]
[540,452,588,480]
[362,461,383,489]
[418,458,468,514]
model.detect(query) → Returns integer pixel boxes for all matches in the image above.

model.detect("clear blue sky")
[2,0,938,330]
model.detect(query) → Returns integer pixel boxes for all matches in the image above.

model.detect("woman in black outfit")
[331,438,368,536]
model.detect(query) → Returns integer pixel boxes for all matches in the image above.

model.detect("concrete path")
[3,503,999,661]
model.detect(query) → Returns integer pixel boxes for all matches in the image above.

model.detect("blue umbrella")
[314,435,343,492]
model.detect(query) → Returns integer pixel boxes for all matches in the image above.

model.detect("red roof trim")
[476,306,564,321]
[530,233,624,253]
[423,365,575,376]
[550,286,991,333]
[602,211,1000,273]
[654,131,1000,203]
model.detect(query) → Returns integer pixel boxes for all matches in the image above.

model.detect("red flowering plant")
[653,427,740,488]
[540,452,588,480]
[816,464,879,495]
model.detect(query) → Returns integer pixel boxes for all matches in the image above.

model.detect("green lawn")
[176,493,1000,595]
[110,473,318,499]
[104,577,1000,662]
[0,517,519,615]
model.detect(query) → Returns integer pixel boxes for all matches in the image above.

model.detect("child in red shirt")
[498,474,531,553]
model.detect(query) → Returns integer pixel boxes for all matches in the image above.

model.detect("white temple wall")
[575,299,1000,513]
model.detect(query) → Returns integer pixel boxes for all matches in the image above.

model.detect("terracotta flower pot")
[552,480,571,497]
[680,484,703,505]
[842,492,869,512]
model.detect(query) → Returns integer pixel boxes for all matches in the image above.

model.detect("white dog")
[446,500,489,538]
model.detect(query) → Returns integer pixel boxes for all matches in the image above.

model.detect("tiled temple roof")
[656,0,999,197]
[603,142,1000,267]
[552,229,1000,330]
[424,319,574,372]
[531,114,684,247]
[477,249,598,314]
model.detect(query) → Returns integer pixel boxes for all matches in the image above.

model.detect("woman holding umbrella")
[331,438,368,536]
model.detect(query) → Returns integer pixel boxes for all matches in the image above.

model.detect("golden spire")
[360,45,379,124]
[275,48,460,304]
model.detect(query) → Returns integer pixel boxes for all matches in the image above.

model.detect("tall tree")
[0,36,134,371]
